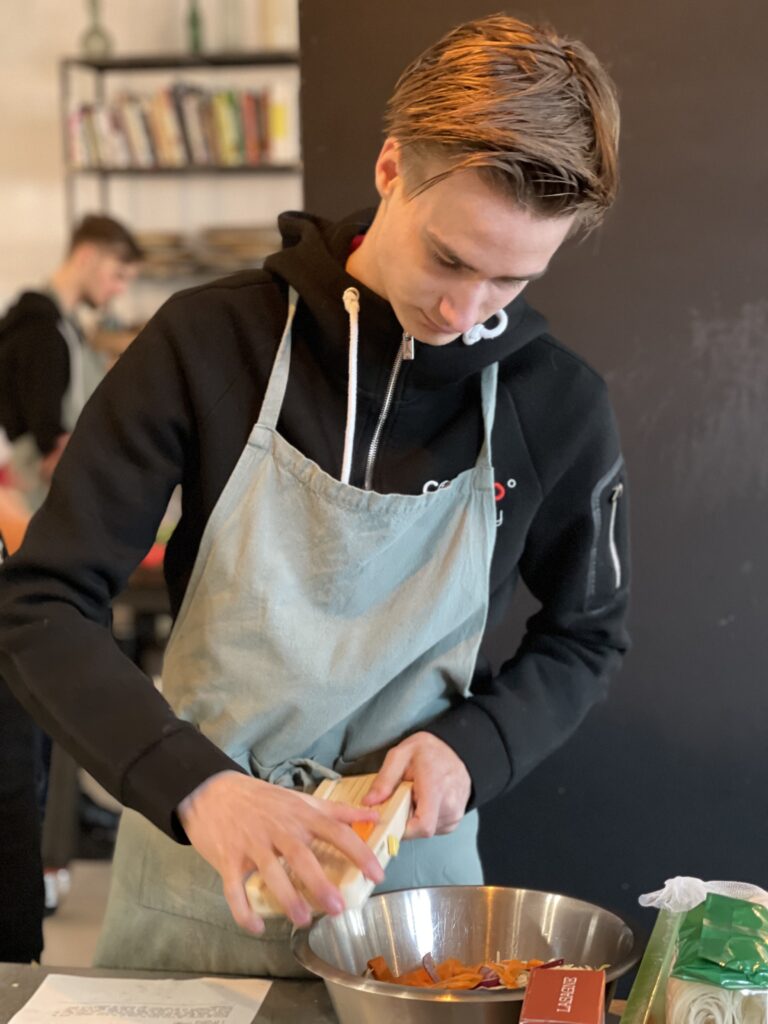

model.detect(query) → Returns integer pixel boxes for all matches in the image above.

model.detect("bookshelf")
[59,51,302,308]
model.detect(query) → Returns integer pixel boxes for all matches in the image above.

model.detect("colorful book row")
[67,82,299,170]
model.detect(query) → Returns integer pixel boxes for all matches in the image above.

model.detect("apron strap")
[257,286,299,430]
[476,361,498,469]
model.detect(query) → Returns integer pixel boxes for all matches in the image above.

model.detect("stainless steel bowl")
[292,885,643,1024]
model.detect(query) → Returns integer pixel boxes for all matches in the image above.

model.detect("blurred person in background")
[0,215,142,924]
[0,213,142,511]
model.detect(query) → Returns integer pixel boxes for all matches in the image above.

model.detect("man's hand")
[177,771,383,935]
[363,732,472,839]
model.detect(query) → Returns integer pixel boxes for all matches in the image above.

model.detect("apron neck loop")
[257,286,299,430]
[477,361,498,468]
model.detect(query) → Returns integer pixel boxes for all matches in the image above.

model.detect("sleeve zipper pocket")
[607,482,624,590]
[586,456,627,608]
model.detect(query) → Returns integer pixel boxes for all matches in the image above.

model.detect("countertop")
[0,963,627,1023]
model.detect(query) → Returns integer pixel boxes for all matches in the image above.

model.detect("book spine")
[180,90,210,166]
[267,80,299,164]
[241,90,261,165]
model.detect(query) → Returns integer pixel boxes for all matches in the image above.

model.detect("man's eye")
[432,250,461,271]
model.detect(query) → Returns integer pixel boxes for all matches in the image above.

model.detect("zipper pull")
[401,333,415,360]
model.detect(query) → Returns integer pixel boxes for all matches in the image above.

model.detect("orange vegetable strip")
[375,955,548,990]
[352,820,375,842]
[367,956,394,982]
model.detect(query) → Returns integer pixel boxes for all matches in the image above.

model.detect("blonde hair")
[384,14,620,231]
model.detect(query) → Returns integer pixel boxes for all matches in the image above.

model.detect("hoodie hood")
[0,291,60,341]
[264,209,549,387]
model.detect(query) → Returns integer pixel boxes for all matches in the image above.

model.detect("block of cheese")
[245,773,412,917]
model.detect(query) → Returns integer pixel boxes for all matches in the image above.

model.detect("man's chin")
[403,319,461,346]
[415,332,461,347]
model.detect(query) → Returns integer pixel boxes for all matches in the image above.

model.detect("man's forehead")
[411,166,575,272]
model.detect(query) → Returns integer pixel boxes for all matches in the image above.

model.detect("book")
[157,87,187,167]
[178,86,210,165]
[117,94,154,168]
[211,89,242,166]
[241,90,262,165]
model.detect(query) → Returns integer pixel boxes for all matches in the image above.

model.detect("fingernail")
[292,904,312,927]
[328,896,345,915]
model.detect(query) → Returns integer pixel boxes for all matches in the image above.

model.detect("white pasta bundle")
[667,977,768,1024]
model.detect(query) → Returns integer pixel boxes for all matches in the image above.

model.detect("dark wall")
[298,0,768,930]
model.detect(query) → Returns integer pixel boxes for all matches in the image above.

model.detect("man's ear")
[71,241,100,271]
[374,137,403,201]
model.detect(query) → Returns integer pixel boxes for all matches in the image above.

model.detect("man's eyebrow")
[427,230,549,284]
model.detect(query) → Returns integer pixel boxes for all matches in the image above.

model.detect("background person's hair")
[68,214,144,262]
[384,14,620,232]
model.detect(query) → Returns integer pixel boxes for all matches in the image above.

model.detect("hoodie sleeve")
[425,351,630,808]
[0,306,242,840]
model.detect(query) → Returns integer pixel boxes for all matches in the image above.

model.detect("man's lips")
[420,311,454,333]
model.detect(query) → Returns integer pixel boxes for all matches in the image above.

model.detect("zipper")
[586,455,624,605]
[607,482,624,589]
[363,333,414,491]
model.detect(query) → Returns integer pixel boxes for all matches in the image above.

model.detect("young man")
[0,214,142,510]
[0,16,629,975]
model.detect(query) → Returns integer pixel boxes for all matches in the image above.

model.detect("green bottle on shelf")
[80,0,113,60]
[187,0,204,55]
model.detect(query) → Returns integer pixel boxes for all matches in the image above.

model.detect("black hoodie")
[0,291,72,455]
[0,209,629,839]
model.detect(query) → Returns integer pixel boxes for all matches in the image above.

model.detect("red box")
[520,968,606,1024]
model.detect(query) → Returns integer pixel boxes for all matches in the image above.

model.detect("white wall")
[0,0,301,321]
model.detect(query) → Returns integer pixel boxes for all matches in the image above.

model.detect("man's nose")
[438,284,486,334]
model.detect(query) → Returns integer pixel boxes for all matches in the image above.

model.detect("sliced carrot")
[367,956,394,982]
[368,955,552,990]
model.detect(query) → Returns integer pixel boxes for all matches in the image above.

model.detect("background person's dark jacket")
[0,291,71,455]
[0,209,630,840]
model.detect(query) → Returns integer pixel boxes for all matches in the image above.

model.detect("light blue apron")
[11,300,104,512]
[96,288,499,975]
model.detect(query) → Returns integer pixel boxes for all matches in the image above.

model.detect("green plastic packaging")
[621,909,685,1024]
[672,893,768,989]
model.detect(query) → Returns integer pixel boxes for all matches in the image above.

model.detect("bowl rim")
[291,884,644,1003]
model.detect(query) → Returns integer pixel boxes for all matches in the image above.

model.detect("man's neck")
[49,264,82,316]
[345,214,386,301]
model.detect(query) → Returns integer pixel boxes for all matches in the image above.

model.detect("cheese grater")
[245,773,412,916]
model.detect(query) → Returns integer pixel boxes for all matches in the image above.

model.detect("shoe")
[56,868,71,899]
[43,870,58,916]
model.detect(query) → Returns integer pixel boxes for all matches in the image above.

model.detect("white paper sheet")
[9,974,273,1023]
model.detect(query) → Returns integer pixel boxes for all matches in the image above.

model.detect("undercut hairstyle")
[384,14,621,232]
[69,214,144,262]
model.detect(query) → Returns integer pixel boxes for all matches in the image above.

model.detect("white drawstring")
[341,287,360,484]
[462,308,508,345]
